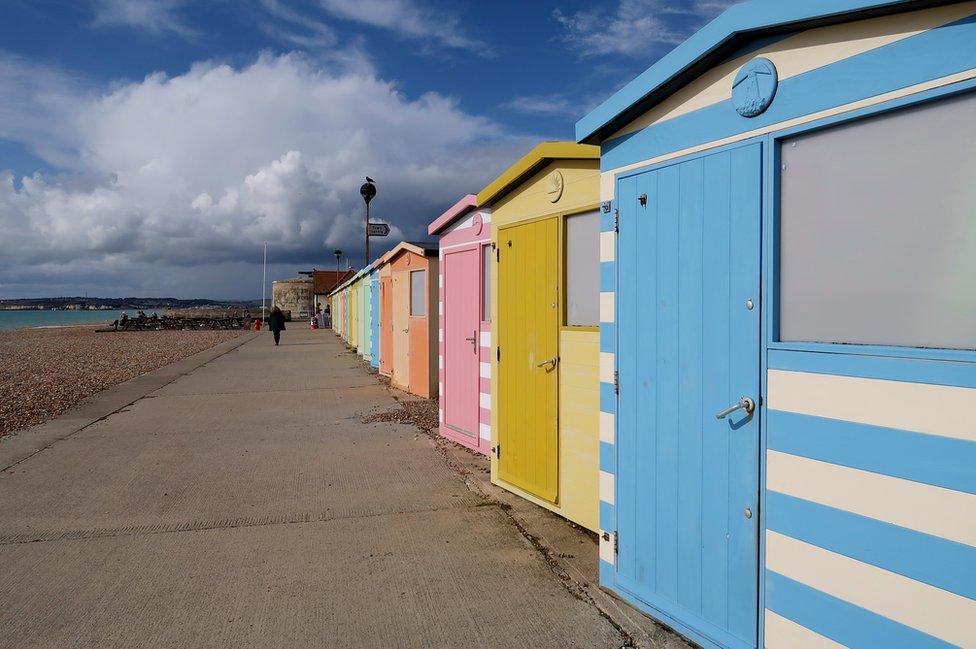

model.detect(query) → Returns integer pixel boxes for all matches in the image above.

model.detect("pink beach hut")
[428,195,491,456]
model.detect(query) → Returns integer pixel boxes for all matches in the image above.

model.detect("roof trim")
[385,241,438,264]
[375,250,395,268]
[328,242,437,297]
[328,267,366,297]
[576,0,958,143]
[428,194,478,236]
[476,141,600,206]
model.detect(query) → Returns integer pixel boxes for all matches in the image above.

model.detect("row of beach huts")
[328,2,976,648]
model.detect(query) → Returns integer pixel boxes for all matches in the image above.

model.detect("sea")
[0,309,148,331]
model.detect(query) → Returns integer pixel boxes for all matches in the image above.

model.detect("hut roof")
[575,0,957,143]
[385,241,438,264]
[476,141,599,207]
[427,194,478,236]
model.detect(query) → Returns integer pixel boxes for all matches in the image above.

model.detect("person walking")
[268,305,286,346]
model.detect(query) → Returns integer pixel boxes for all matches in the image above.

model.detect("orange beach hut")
[385,242,439,398]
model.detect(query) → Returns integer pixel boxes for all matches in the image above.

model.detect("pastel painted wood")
[443,247,481,439]
[583,2,976,648]
[379,265,393,377]
[388,242,439,399]
[429,194,492,455]
[370,272,380,368]
[482,141,601,532]
[497,216,559,503]
[615,143,762,649]
[392,266,409,390]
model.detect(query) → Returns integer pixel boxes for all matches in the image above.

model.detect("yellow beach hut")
[481,141,602,532]
[348,275,359,350]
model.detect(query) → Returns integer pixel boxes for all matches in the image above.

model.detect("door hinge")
[496,248,499,262]
[613,208,620,233]
[496,346,501,362]
[615,532,619,555]
[496,444,501,459]
[614,370,619,394]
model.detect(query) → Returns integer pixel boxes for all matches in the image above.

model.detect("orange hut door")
[380,275,393,375]
[392,270,410,390]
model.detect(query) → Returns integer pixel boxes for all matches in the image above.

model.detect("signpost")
[360,178,391,265]
[367,223,390,237]
[360,178,376,265]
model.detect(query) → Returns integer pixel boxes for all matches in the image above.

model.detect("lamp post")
[333,249,342,277]
[360,177,376,267]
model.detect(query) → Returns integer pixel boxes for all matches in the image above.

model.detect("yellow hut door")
[497,217,558,502]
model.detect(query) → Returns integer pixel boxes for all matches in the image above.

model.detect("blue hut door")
[615,143,761,649]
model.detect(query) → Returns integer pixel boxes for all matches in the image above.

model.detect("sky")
[0,0,739,300]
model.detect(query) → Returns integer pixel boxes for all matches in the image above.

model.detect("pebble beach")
[0,326,246,438]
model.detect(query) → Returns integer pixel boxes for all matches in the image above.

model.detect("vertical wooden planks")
[614,144,762,648]
[497,217,559,503]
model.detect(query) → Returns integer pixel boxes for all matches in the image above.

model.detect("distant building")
[271,278,313,320]
[300,269,357,314]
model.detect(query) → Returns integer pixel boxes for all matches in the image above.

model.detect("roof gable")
[384,241,438,265]
[476,141,599,206]
[428,194,478,236]
[576,0,960,143]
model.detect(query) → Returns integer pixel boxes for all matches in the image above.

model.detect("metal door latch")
[715,397,755,419]
[536,356,559,371]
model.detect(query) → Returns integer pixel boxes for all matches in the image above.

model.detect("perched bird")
[365,176,375,183]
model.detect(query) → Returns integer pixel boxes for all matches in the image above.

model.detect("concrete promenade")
[0,328,691,648]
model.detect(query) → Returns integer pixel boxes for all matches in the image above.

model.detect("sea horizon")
[0,309,147,331]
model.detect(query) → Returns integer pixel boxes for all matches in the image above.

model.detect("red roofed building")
[301,269,357,313]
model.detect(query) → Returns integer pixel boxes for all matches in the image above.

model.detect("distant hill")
[0,297,264,311]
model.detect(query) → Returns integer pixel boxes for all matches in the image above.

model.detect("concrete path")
[0,329,674,649]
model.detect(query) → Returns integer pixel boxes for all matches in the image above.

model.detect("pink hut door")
[443,247,481,438]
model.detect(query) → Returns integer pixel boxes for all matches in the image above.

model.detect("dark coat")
[268,311,286,332]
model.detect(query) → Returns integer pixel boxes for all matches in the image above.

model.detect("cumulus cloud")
[0,52,531,298]
[554,0,741,59]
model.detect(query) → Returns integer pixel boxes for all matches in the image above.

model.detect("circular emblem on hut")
[471,212,483,235]
[732,57,778,118]
[547,170,564,203]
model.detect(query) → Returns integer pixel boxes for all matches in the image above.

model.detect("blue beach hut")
[359,265,373,364]
[370,268,380,368]
[578,1,976,647]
